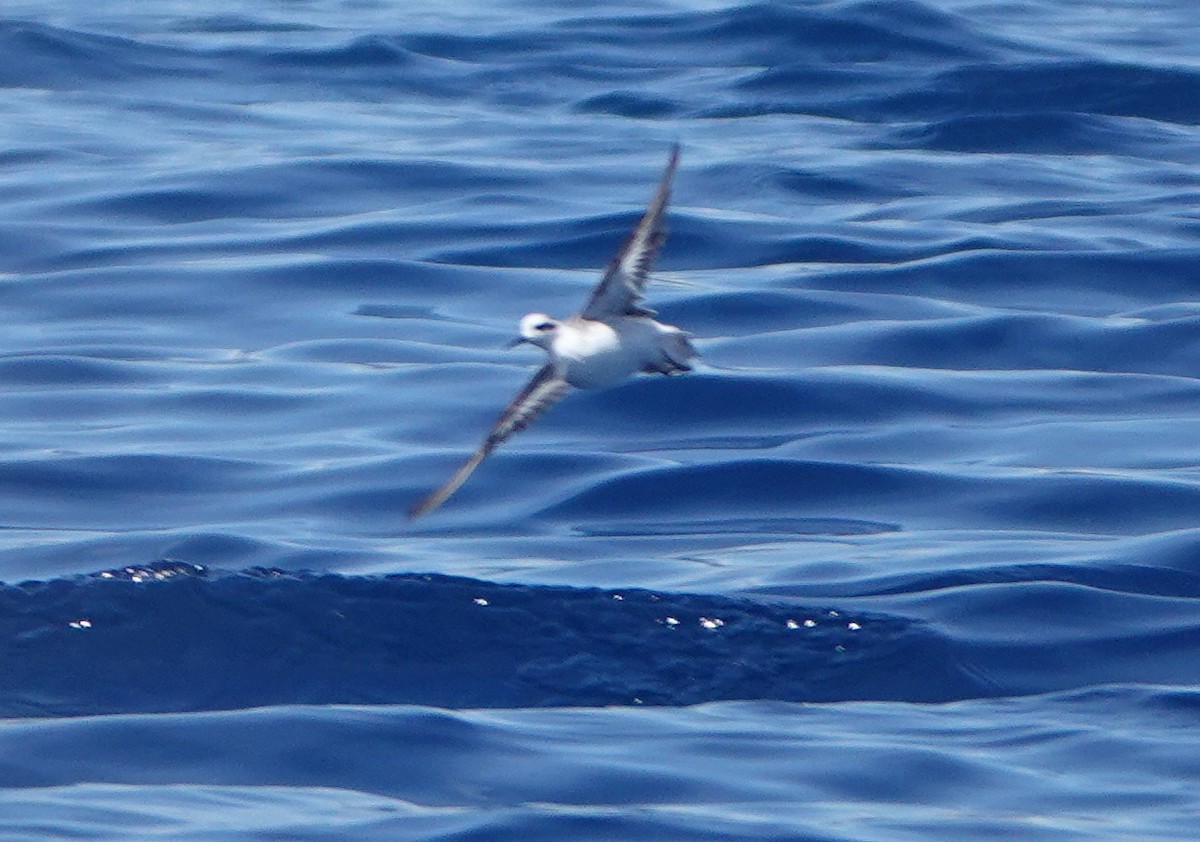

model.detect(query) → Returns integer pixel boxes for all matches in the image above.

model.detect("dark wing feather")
[409,364,571,519]
[579,143,680,320]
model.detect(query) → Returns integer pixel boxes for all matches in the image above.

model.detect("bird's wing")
[409,364,571,519]
[579,143,680,320]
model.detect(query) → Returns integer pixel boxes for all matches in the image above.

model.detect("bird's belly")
[561,347,639,389]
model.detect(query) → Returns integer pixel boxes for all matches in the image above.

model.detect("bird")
[409,143,695,519]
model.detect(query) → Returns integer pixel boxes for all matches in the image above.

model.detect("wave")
[2,685,1198,840]
[0,563,967,717]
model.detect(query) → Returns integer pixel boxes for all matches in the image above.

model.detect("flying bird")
[410,144,695,518]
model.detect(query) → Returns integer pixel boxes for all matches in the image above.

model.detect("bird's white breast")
[552,318,654,389]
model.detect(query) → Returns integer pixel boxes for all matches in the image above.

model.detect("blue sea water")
[2,0,1199,838]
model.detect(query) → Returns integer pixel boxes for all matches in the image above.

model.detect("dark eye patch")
[535,322,555,331]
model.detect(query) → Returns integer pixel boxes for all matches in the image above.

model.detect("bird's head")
[509,313,561,349]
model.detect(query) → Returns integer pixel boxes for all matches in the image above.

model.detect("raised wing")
[409,364,571,519]
[579,143,680,320]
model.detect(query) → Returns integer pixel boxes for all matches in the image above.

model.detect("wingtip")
[654,143,681,208]
[408,479,455,521]
[665,142,681,175]
[407,496,435,521]
[407,447,490,522]
[408,476,457,520]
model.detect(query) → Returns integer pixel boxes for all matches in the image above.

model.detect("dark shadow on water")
[0,561,978,718]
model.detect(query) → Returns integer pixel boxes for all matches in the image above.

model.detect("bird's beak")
[505,336,528,350]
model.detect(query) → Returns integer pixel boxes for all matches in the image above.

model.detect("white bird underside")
[410,143,695,519]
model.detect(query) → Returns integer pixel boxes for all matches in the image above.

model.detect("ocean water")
[2,0,1199,838]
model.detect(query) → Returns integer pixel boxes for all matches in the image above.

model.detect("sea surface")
[2,0,1199,838]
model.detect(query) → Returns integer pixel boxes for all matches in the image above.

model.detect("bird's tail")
[643,330,697,375]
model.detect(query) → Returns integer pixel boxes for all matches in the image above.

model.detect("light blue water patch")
[3,688,1199,841]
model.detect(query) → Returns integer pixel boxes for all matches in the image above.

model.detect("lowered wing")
[409,364,572,519]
